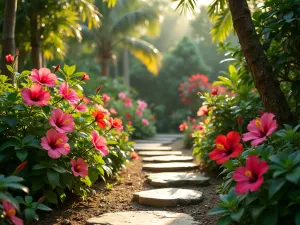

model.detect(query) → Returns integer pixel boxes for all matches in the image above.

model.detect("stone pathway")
[88,134,211,224]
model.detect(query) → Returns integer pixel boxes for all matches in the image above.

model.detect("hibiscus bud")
[238,116,242,126]
[130,152,138,160]
[54,64,60,73]
[38,196,45,203]
[258,110,264,116]
[16,161,28,172]
[128,121,132,125]
[96,86,102,94]
[5,54,14,64]
[15,49,19,55]
[211,89,218,95]
[81,73,90,81]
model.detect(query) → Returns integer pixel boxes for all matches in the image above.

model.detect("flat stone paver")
[138,151,182,157]
[133,143,163,148]
[156,134,184,138]
[146,172,210,187]
[133,188,203,207]
[134,140,172,145]
[86,211,200,225]
[134,146,172,151]
[143,162,199,172]
[143,155,193,163]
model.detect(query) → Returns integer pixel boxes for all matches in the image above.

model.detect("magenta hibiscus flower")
[70,158,88,178]
[91,130,108,156]
[30,68,57,87]
[21,84,50,107]
[49,108,75,133]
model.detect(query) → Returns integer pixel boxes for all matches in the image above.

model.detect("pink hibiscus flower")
[102,93,110,102]
[91,130,108,156]
[233,155,268,194]
[41,129,70,159]
[72,102,88,112]
[197,105,210,116]
[242,113,277,146]
[49,108,75,133]
[136,109,143,117]
[70,158,88,178]
[30,68,57,87]
[118,92,126,99]
[179,122,188,131]
[2,200,23,225]
[21,84,50,107]
[58,82,79,104]
[95,104,110,116]
[137,100,148,111]
[124,97,132,107]
[109,108,117,115]
[108,118,123,130]
[142,118,149,126]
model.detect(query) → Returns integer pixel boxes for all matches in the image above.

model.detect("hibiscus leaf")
[251,206,265,220]
[16,150,28,161]
[285,166,300,184]
[208,205,229,215]
[47,169,60,188]
[295,211,300,225]
[231,208,244,221]
[263,207,278,225]
[269,178,286,198]
[216,215,232,225]
[44,190,58,204]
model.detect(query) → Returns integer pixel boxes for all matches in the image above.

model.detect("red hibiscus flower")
[233,155,268,194]
[209,131,243,164]
[197,105,210,116]
[108,118,123,130]
[5,54,14,64]
[92,111,106,128]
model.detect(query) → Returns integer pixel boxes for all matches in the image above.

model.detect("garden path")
[87,134,218,225]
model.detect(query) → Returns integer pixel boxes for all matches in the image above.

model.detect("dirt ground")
[35,140,221,225]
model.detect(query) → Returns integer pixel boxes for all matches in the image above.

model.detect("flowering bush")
[0,57,135,223]
[100,90,156,139]
[209,115,300,225]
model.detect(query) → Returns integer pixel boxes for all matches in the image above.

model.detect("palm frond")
[110,8,159,36]
[122,37,162,75]
[103,0,117,8]
[173,0,197,14]
[210,7,232,42]
[208,0,227,17]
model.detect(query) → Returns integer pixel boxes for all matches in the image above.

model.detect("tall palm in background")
[92,0,162,76]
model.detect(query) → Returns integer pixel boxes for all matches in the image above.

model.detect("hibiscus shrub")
[209,115,300,225]
[99,86,156,139]
[0,57,135,224]
[179,117,204,149]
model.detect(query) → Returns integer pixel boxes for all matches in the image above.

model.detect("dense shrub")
[0,58,135,224]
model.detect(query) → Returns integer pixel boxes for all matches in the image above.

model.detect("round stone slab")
[138,151,182,157]
[146,172,210,187]
[133,188,203,207]
[134,143,163,148]
[143,155,193,163]
[86,211,200,225]
[134,146,172,151]
[143,162,199,172]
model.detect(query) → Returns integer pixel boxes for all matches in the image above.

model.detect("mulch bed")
[35,140,221,225]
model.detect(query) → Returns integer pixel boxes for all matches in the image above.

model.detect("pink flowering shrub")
[0,59,135,223]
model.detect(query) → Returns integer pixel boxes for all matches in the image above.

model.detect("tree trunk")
[1,0,17,83]
[30,12,42,69]
[228,0,295,125]
[112,55,119,77]
[101,58,110,76]
[123,49,130,86]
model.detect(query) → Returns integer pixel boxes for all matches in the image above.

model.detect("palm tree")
[1,0,17,82]
[93,0,162,76]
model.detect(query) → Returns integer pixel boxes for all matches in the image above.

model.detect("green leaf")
[25,196,33,204]
[64,64,76,76]
[42,105,51,115]
[0,115,17,127]
[16,150,28,161]
[0,124,7,133]
[284,12,294,21]
[295,211,300,225]
[7,92,18,101]
[47,170,60,187]
[216,215,232,225]
[22,135,35,144]
[0,192,20,210]
[6,65,14,74]
[24,208,36,221]
[107,140,118,145]
[269,178,286,198]
[52,166,68,173]
[0,138,21,151]
[44,190,58,204]
[88,167,98,183]
[20,70,31,78]
[32,179,45,193]
[263,208,278,225]
[208,205,228,215]
[231,208,244,221]
[252,206,265,220]
[36,203,52,211]
[2,183,29,193]
[61,173,73,189]
[32,164,47,170]
[286,167,300,184]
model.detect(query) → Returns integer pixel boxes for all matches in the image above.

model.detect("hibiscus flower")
[108,118,123,130]
[70,158,88,178]
[21,84,50,107]
[2,200,23,225]
[30,68,57,86]
[91,130,108,156]
[58,82,79,103]
[49,108,75,133]
[92,111,106,128]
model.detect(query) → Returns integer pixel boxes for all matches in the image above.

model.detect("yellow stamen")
[76,165,81,170]
[7,209,16,216]
[56,138,63,145]
[63,120,70,124]
[255,118,262,129]
[216,144,225,150]
[245,170,253,178]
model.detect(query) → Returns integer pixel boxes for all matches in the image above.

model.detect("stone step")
[138,151,182,157]
[142,155,193,163]
[146,172,210,187]
[134,146,172,151]
[156,134,184,139]
[134,140,173,145]
[143,162,199,172]
[133,143,163,148]
[86,211,200,225]
[133,188,203,207]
